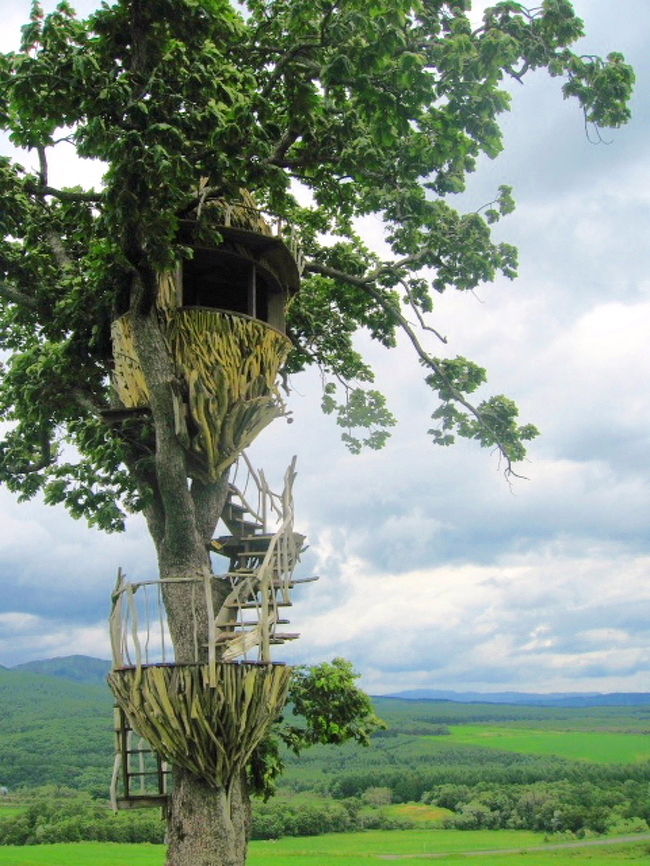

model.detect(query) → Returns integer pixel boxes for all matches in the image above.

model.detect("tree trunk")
[166,769,251,866]
[155,501,248,866]
[130,288,256,865]
[154,474,249,865]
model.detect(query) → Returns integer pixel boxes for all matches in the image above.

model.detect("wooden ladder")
[110,706,170,810]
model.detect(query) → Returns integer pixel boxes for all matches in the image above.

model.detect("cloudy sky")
[1,0,649,696]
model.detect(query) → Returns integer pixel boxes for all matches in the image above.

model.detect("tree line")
[0,787,408,845]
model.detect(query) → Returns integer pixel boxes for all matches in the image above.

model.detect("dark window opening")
[183,249,253,315]
[256,273,270,323]
[182,247,283,326]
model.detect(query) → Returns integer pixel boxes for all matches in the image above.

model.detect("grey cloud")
[2,0,650,695]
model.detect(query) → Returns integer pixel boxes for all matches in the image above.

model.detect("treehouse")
[107,196,316,809]
[107,456,317,810]
[110,192,303,479]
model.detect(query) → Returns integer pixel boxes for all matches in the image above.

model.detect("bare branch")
[178,185,226,217]
[267,128,301,167]
[305,250,441,289]
[506,60,530,84]
[400,278,448,345]
[36,145,48,187]
[29,147,77,270]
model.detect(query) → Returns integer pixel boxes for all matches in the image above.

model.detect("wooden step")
[272,576,319,587]
[212,524,275,550]
[229,601,292,609]
[237,534,275,542]
[241,619,289,626]
[116,796,168,809]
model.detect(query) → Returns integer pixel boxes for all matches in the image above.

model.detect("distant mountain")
[11,655,111,685]
[383,689,650,707]
[0,666,112,791]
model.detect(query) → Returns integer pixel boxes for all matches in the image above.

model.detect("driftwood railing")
[109,455,310,673]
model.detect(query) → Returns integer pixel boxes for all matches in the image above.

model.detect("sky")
[1,0,649,696]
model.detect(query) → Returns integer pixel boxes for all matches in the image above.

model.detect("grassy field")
[0,831,649,865]
[0,808,25,820]
[385,803,452,825]
[445,726,650,764]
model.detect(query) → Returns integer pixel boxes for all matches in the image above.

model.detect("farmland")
[1,665,649,860]
[441,726,650,764]
[0,831,649,866]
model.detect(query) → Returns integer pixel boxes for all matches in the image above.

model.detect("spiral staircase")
[210,456,317,663]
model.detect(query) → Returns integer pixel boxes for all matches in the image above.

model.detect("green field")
[0,831,649,866]
[385,803,452,825]
[445,725,650,764]
[0,809,25,820]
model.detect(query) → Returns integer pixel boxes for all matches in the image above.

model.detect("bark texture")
[130,300,252,865]
[166,770,251,866]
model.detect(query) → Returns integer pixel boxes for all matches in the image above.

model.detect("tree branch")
[267,128,301,167]
[178,185,226,218]
[25,182,104,203]
[305,251,442,289]
[400,277,448,345]
[259,41,321,100]
[21,429,53,474]
[71,387,103,418]
[33,146,74,270]
[305,260,522,476]
[0,281,38,310]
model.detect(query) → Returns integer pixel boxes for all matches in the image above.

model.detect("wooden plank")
[116,796,168,809]
[271,576,319,587]
[231,601,292,609]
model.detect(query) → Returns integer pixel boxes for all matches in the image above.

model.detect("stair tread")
[272,576,319,586]
[229,601,293,609]
[241,619,290,626]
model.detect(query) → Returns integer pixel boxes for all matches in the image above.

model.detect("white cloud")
[0,612,110,665]
[276,543,650,693]
[1,0,650,699]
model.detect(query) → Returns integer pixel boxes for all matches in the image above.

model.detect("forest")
[1,666,648,845]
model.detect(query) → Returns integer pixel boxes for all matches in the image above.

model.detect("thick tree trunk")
[131,293,255,865]
[156,526,253,866]
[166,770,251,866]
[156,508,248,866]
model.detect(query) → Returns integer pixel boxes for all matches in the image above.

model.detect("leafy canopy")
[249,657,385,798]
[0,0,634,529]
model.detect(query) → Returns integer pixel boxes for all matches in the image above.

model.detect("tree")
[0,1,633,864]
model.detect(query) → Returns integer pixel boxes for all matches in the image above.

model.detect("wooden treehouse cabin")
[107,195,318,809]
[110,191,303,479]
